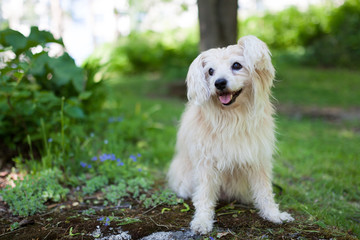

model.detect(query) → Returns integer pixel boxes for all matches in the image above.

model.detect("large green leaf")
[27,26,64,48]
[0,29,27,55]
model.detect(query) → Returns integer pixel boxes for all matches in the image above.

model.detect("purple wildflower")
[110,154,116,161]
[97,217,104,221]
[48,138,53,143]
[137,153,141,157]
[87,164,92,169]
[91,156,97,161]
[80,162,87,168]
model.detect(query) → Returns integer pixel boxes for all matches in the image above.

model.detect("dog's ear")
[238,35,275,114]
[237,35,275,80]
[186,53,210,105]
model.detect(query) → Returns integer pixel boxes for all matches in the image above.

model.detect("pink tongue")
[219,94,232,104]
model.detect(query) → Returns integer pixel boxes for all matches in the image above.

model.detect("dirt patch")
[276,104,360,122]
[0,197,356,240]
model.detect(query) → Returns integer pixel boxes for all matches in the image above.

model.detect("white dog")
[167,35,294,234]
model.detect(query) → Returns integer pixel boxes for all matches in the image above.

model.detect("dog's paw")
[190,216,213,234]
[261,210,294,224]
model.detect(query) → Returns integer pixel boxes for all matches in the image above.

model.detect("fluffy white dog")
[168,35,294,234]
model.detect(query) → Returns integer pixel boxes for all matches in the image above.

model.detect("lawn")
[1,62,359,239]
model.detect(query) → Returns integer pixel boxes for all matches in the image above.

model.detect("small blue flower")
[48,138,53,143]
[106,217,110,222]
[138,168,142,172]
[117,162,124,166]
[209,237,215,240]
[90,132,95,138]
[137,153,141,157]
[110,154,116,161]
[80,162,87,168]
[87,164,92,169]
[97,217,104,221]
[100,154,107,162]
[116,158,121,162]
[91,156,98,161]
[130,155,137,162]
[104,139,109,144]
[104,222,109,226]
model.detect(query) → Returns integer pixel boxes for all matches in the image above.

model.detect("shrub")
[87,30,199,79]
[241,6,329,50]
[304,0,360,68]
[0,27,104,161]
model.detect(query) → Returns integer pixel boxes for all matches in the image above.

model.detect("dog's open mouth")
[218,89,243,106]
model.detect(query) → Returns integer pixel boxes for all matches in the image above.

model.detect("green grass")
[273,62,360,108]
[275,116,360,235]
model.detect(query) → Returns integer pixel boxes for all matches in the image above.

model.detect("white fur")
[168,35,294,234]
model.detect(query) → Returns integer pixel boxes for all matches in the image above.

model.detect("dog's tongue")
[219,93,232,104]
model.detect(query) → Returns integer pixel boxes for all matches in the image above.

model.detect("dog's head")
[186,35,275,109]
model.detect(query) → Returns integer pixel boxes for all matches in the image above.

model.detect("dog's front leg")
[248,163,294,223]
[190,166,220,234]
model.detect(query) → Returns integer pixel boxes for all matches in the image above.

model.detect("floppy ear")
[186,53,210,105]
[238,35,275,113]
[238,35,274,79]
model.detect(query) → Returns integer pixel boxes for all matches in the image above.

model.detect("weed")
[1,168,69,216]
[10,222,20,231]
[82,175,109,195]
[142,189,183,209]
[104,181,128,204]
[82,208,96,216]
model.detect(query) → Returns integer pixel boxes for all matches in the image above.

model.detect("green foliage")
[142,189,183,209]
[0,27,104,157]
[81,208,96,215]
[104,181,128,204]
[241,1,360,68]
[304,0,360,68]
[87,30,198,79]
[241,6,329,50]
[10,222,20,231]
[82,175,109,195]
[1,168,69,216]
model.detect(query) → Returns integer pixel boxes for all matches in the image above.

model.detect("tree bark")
[198,0,238,51]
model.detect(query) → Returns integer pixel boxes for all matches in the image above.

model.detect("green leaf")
[79,91,92,100]
[27,26,64,48]
[64,105,85,119]
[0,29,27,55]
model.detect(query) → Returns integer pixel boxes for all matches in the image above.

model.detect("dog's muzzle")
[215,78,243,106]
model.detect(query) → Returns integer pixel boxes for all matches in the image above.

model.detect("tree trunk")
[198,0,238,51]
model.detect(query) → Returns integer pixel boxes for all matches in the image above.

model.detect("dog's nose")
[215,78,227,90]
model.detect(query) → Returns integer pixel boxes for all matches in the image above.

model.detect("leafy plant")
[0,168,69,216]
[304,0,360,68]
[0,26,104,162]
[10,222,20,231]
[142,189,183,209]
[82,175,109,195]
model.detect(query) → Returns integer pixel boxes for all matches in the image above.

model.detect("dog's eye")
[232,62,242,70]
[208,68,214,76]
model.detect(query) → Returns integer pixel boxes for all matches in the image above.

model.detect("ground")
[0,180,357,240]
